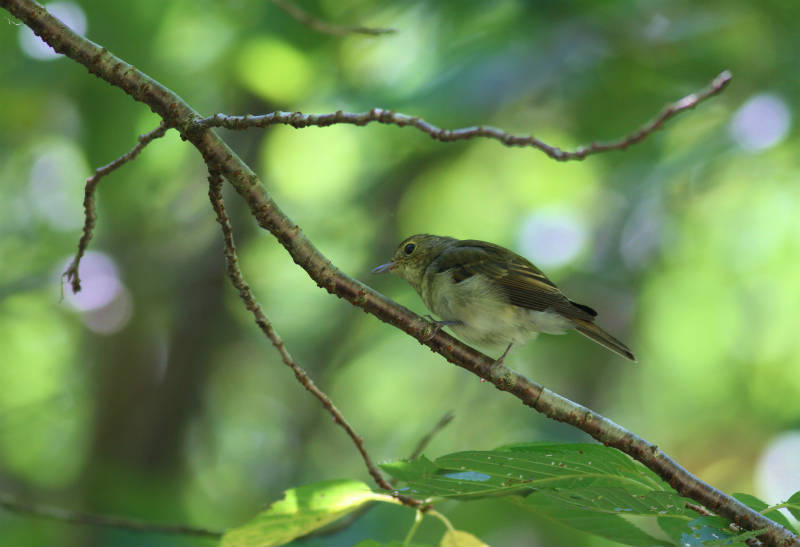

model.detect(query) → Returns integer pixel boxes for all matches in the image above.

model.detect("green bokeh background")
[1,1,799,545]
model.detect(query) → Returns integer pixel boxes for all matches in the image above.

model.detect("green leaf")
[686,516,763,546]
[382,443,670,500]
[786,491,800,520]
[384,443,714,546]
[658,516,763,546]
[731,492,768,510]
[519,483,692,546]
[440,529,488,547]
[534,486,691,517]
[220,479,383,547]
[380,455,439,482]
[733,493,798,534]
[523,494,667,546]
[657,517,693,545]
[385,444,799,546]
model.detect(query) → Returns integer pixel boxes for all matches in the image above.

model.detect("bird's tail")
[572,318,636,362]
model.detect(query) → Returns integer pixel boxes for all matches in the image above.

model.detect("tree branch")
[194,71,731,161]
[63,121,168,293]
[206,168,420,508]
[270,0,394,36]
[0,495,221,539]
[2,1,795,546]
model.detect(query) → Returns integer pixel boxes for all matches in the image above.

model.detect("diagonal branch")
[63,121,168,293]
[2,2,795,546]
[0,495,221,538]
[270,0,394,36]
[206,168,420,509]
[194,71,731,161]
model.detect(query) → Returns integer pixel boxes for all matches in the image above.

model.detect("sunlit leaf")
[786,491,800,521]
[220,479,383,547]
[440,529,488,547]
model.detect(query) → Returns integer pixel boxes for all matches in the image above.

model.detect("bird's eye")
[404,243,416,255]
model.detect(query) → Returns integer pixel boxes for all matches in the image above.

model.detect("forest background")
[1,1,799,545]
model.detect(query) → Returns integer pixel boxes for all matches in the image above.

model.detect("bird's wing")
[435,240,596,321]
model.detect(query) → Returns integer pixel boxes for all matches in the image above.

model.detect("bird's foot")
[480,344,514,383]
[422,315,462,341]
[491,343,514,369]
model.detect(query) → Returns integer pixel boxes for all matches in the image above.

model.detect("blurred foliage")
[1,0,799,545]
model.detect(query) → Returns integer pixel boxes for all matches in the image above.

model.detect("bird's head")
[372,234,455,291]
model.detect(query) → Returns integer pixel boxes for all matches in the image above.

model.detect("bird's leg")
[422,315,462,341]
[492,343,514,368]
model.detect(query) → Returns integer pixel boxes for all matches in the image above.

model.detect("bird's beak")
[372,262,395,274]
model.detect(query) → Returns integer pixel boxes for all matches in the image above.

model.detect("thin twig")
[427,509,456,533]
[305,411,456,540]
[206,169,420,509]
[3,3,796,546]
[408,411,454,461]
[761,502,800,515]
[402,509,424,547]
[686,501,714,517]
[63,121,168,293]
[270,0,394,36]
[195,70,731,161]
[0,495,221,538]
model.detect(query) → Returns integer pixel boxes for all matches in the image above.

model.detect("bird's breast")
[421,271,572,348]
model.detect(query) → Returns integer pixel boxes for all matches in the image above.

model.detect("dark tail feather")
[572,318,636,362]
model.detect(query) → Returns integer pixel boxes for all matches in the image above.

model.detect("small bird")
[373,234,635,362]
